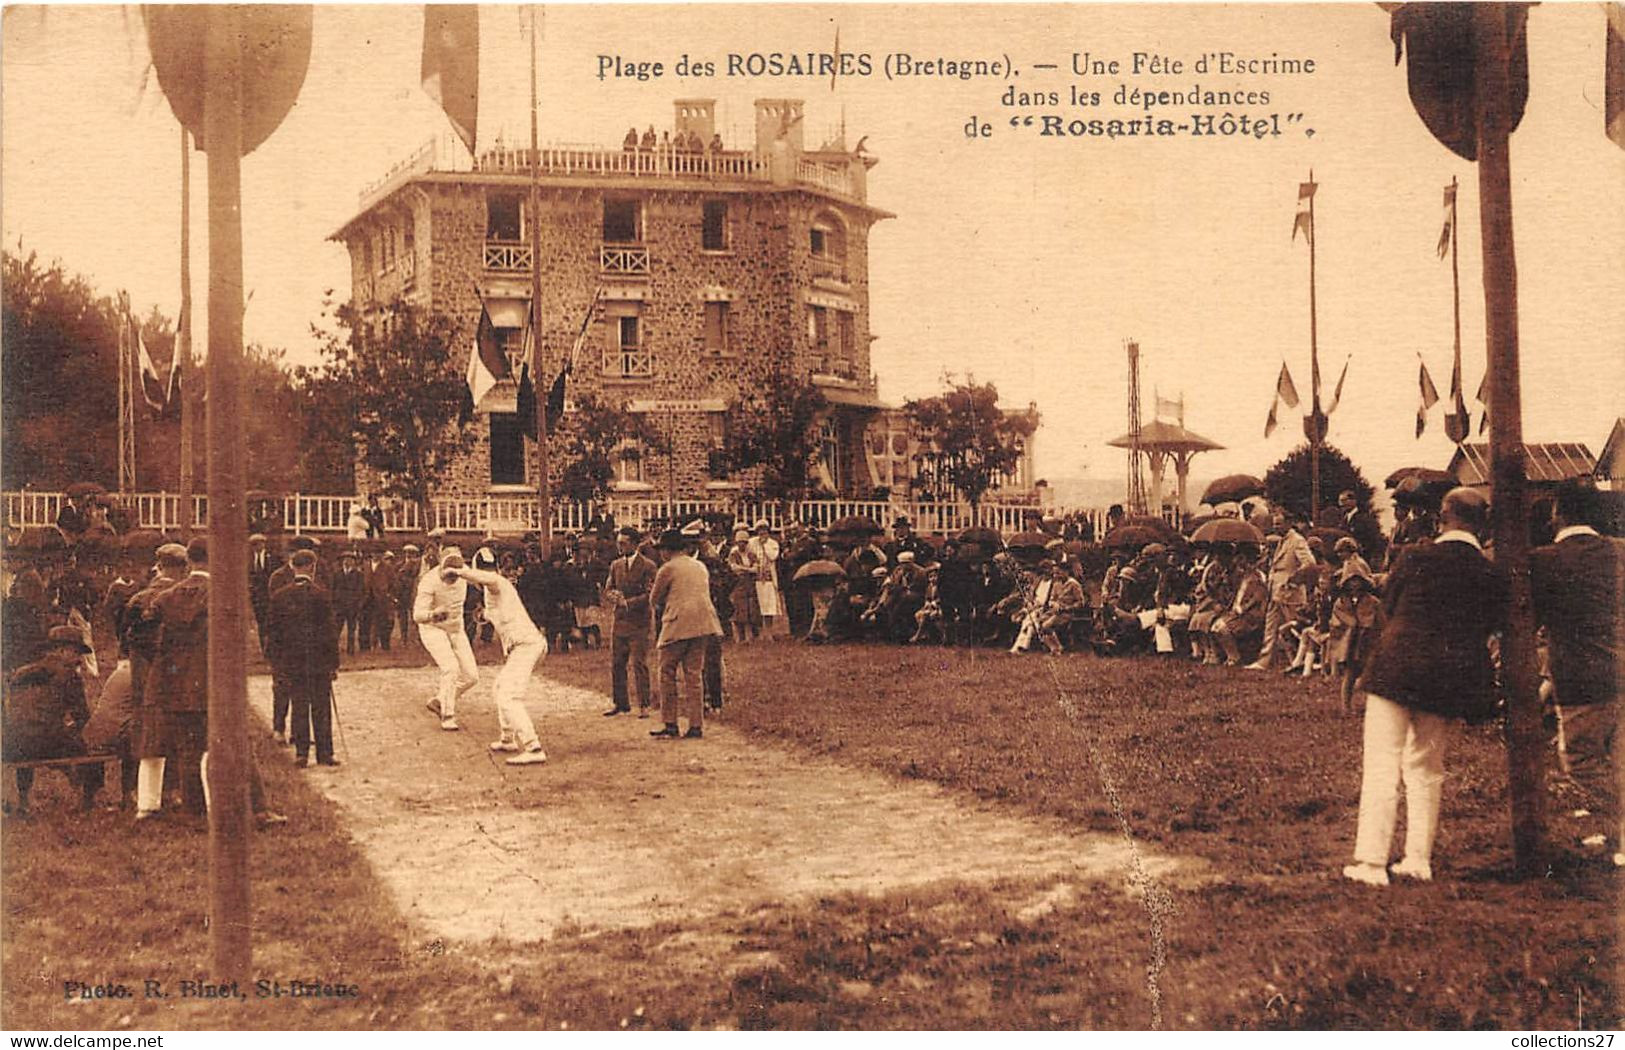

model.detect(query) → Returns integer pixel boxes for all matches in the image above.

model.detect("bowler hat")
[46,625,92,653]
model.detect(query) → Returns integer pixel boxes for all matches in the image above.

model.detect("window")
[703,301,730,355]
[614,440,645,484]
[808,305,830,357]
[702,200,728,250]
[837,312,855,358]
[495,326,525,375]
[380,229,394,272]
[603,304,652,378]
[489,413,526,486]
[487,195,523,241]
[603,199,640,243]
[809,227,826,256]
[818,418,842,493]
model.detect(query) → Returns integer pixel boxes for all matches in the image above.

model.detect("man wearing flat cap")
[267,549,341,767]
[648,529,724,739]
[603,526,657,717]
[3,625,101,813]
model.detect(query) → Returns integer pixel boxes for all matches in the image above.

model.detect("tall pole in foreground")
[204,5,252,976]
[179,127,196,535]
[1473,3,1543,876]
[530,7,551,547]
[1307,170,1321,520]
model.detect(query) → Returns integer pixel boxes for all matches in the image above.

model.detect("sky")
[4,3,1622,496]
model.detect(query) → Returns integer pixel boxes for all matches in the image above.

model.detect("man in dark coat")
[248,534,276,653]
[603,526,656,717]
[267,549,341,767]
[128,543,189,816]
[2,626,100,813]
[1346,487,1505,886]
[360,549,396,652]
[139,538,213,817]
[1530,479,1623,866]
[331,551,366,655]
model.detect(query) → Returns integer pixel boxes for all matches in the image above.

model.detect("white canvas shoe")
[489,737,519,753]
[505,747,547,766]
[1342,863,1390,887]
[440,717,460,732]
[1390,859,1433,882]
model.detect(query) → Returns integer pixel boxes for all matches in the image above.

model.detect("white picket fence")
[4,490,1175,540]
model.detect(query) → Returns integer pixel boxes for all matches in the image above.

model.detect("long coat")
[651,554,723,647]
[267,576,341,680]
[144,573,210,713]
[1359,538,1506,719]
[1530,531,1624,709]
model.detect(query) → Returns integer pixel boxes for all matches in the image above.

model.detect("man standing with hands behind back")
[603,526,656,718]
[266,549,341,768]
[648,529,724,740]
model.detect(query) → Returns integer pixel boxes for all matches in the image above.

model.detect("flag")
[1154,391,1183,423]
[1274,362,1300,409]
[1326,357,1350,415]
[1607,4,1625,149]
[1389,2,1530,162]
[516,362,537,437]
[161,354,182,422]
[463,297,511,419]
[1264,396,1280,439]
[831,26,841,92]
[134,321,167,414]
[1416,359,1439,438]
[1292,180,1316,243]
[1292,210,1312,244]
[422,5,479,154]
[545,366,568,436]
[1475,370,1491,434]
[1437,181,1456,259]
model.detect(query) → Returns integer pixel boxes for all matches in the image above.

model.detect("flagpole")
[179,127,195,535]
[529,5,551,547]
[203,3,253,979]
[1448,174,1465,445]
[1307,169,1321,519]
[118,297,128,494]
[1472,2,1543,877]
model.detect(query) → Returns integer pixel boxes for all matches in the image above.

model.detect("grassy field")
[2,640,1617,1030]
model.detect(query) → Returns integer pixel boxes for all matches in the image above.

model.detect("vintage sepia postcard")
[1,2,1621,1035]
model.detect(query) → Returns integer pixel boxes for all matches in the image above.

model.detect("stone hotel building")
[334,98,1033,507]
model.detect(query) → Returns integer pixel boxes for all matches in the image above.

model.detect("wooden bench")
[3,754,123,813]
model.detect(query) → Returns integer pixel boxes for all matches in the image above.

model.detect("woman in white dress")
[746,520,783,637]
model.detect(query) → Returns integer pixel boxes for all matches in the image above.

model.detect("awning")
[820,386,889,409]
[484,298,529,329]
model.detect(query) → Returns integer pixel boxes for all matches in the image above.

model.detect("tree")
[553,393,668,507]
[719,369,829,503]
[297,298,475,525]
[903,376,1039,509]
[1262,442,1376,524]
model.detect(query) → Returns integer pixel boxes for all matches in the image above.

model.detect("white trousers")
[494,639,547,749]
[420,625,478,716]
[1353,692,1452,868]
[137,758,165,813]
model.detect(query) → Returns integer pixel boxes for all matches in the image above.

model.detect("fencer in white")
[448,565,548,765]
[413,548,478,730]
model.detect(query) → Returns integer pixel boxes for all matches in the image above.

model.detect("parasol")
[955,526,1002,548]
[1120,515,1181,542]
[1384,466,1454,489]
[1200,473,1264,505]
[1393,474,1454,508]
[1190,518,1265,546]
[826,515,883,537]
[792,559,846,582]
[1101,524,1164,550]
[1006,530,1053,551]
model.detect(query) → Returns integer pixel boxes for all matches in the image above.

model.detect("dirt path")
[248,663,1196,945]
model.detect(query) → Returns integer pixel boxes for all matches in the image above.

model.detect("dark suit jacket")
[331,566,365,614]
[1359,538,1506,718]
[608,553,657,637]
[363,558,396,604]
[146,573,210,713]
[267,576,340,679]
[1531,532,1624,708]
[248,549,277,612]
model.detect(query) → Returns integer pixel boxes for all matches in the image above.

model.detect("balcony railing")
[356,133,861,212]
[602,346,654,378]
[399,250,417,288]
[483,241,533,272]
[600,244,650,276]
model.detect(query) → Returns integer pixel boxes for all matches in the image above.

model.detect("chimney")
[753,98,805,155]
[673,99,716,142]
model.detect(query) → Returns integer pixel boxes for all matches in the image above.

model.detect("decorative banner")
[421,5,479,155]
[1388,1,1530,161]
[142,5,313,156]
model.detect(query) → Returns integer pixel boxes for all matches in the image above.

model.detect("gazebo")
[1107,419,1225,511]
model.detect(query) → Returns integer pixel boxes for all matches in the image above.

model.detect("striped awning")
[1447,442,1597,485]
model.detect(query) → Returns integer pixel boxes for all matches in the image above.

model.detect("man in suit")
[1246,512,1317,671]
[360,548,396,652]
[266,549,341,767]
[395,544,421,645]
[1531,479,1623,867]
[3,626,100,813]
[603,526,657,718]
[248,533,275,653]
[139,538,213,816]
[126,544,187,815]
[648,529,724,740]
[1344,487,1505,886]
[331,551,365,655]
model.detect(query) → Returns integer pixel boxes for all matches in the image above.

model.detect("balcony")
[484,241,533,272]
[399,251,417,289]
[602,346,654,379]
[600,244,650,276]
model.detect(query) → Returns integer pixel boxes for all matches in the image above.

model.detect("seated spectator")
[3,626,102,813]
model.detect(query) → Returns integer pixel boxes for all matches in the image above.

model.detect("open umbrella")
[1006,530,1053,551]
[1183,507,1217,534]
[1121,515,1181,543]
[826,515,882,538]
[792,559,846,582]
[64,481,106,499]
[1384,466,1454,489]
[1101,524,1163,550]
[1393,474,1454,508]
[1200,473,1264,505]
[121,529,165,555]
[955,526,1002,548]
[1191,518,1265,546]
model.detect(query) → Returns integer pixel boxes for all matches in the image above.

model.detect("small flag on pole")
[516,362,537,437]
[1326,357,1350,415]
[1264,397,1280,439]
[1437,181,1456,258]
[1292,180,1316,243]
[422,5,479,155]
[463,296,511,423]
[1275,362,1300,409]
[1475,370,1490,434]
[133,321,167,414]
[1416,358,1440,438]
